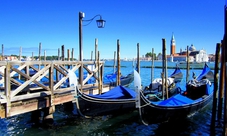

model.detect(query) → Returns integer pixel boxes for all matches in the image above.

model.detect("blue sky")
[0,0,224,59]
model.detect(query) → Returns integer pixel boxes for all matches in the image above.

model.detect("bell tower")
[170,33,176,55]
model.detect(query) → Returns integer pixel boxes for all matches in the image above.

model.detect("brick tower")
[170,33,176,55]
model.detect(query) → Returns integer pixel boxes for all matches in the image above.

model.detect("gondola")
[68,70,136,117]
[134,63,214,125]
[103,71,134,87]
[142,66,183,101]
[80,70,134,87]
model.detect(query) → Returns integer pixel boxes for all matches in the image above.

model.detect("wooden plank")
[54,94,73,105]
[5,63,11,117]
[11,65,51,97]
[9,98,50,117]
[54,64,67,76]
[0,106,6,118]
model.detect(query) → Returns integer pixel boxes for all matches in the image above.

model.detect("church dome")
[189,44,196,51]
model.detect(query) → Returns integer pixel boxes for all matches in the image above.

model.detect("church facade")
[167,34,209,62]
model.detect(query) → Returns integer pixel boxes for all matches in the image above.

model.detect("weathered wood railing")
[0,60,105,118]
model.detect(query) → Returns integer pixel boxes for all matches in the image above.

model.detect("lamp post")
[78,11,106,87]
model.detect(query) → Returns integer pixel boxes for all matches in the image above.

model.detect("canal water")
[0,61,223,135]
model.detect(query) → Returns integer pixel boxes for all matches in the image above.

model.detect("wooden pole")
[61,45,65,61]
[98,50,100,89]
[38,42,41,72]
[162,40,165,76]
[2,44,4,61]
[39,42,41,61]
[18,46,22,80]
[151,48,154,82]
[32,52,34,61]
[44,50,46,61]
[95,38,98,83]
[19,46,22,61]
[161,72,164,100]
[210,43,221,135]
[71,48,74,61]
[90,51,93,61]
[67,49,70,61]
[113,51,116,73]
[98,51,102,94]
[117,39,121,86]
[186,45,190,83]
[218,41,226,120]
[95,38,98,62]
[137,43,140,74]
[162,38,168,99]
[58,48,60,61]
[67,49,70,69]
[224,4,227,135]
[5,64,11,117]
[56,48,60,82]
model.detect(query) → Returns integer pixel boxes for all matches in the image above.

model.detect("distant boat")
[83,64,134,87]
[103,71,134,87]
[68,70,136,117]
[177,61,211,69]
[135,63,214,125]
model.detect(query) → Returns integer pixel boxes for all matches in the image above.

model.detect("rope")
[137,91,149,126]
[73,87,92,119]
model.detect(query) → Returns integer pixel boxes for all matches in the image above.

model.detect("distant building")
[168,33,209,62]
[170,33,176,55]
[4,56,18,61]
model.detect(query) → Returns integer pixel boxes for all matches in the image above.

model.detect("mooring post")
[18,46,22,80]
[1,44,4,61]
[218,41,225,120]
[151,48,154,83]
[95,38,98,61]
[161,72,164,100]
[162,40,165,78]
[39,42,41,61]
[162,38,168,99]
[19,46,22,61]
[67,49,70,69]
[32,52,34,61]
[186,45,189,83]
[117,39,121,86]
[58,48,60,61]
[137,43,140,74]
[224,4,227,135]
[210,43,221,135]
[38,42,42,70]
[42,106,55,127]
[44,50,46,61]
[67,49,70,61]
[56,48,60,82]
[90,51,93,61]
[31,110,42,125]
[71,48,74,61]
[94,38,98,84]
[113,51,116,73]
[5,63,11,118]
[62,47,74,112]
[98,51,103,94]
[61,45,65,61]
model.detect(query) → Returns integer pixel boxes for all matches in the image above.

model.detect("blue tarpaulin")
[196,63,211,81]
[88,85,136,99]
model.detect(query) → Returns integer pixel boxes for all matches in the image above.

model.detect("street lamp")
[78,11,106,87]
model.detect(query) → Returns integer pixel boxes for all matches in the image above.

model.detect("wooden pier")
[0,60,111,119]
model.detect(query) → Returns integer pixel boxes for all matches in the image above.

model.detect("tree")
[145,52,156,60]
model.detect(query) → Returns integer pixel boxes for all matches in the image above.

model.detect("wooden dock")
[0,60,111,119]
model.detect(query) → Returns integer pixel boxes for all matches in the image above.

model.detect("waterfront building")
[167,34,209,62]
